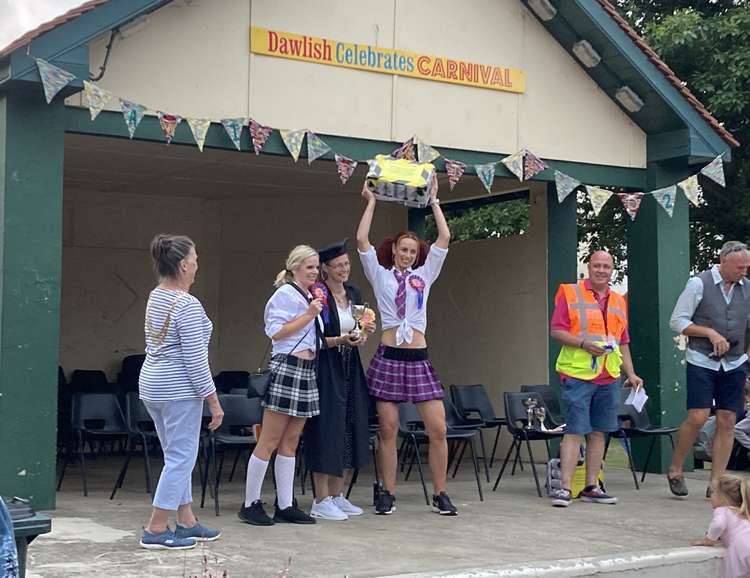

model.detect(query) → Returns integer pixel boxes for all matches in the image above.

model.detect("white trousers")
[143,398,203,511]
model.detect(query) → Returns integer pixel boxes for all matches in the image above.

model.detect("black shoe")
[238,500,274,526]
[273,499,316,524]
[374,491,396,515]
[432,492,458,516]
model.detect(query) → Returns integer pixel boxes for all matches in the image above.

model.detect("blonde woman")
[239,245,323,526]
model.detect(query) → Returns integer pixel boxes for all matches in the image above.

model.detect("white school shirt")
[358,244,448,345]
[264,284,319,356]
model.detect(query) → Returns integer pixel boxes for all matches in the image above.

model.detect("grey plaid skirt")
[263,354,320,417]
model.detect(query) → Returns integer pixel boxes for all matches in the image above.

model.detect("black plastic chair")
[57,392,129,496]
[110,392,159,500]
[117,354,145,392]
[57,366,73,457]
[450,384,507,470]
[492,392,564,497]
[520,385,564,426]
[200,394,263,515]
[213,371,250,394]
[605,387,677,489]
[70,369,110,393]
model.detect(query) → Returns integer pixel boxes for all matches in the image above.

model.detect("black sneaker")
[374,490,396,515]
[273,499,316,524]
[238,500,274,526]
[432,492,458,516]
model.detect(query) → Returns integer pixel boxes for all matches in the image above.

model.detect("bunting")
[586,186,613,217]
[554,171,580,203]
[186,118,211,152]
[444,159,467,191]
[35,58,76,103]
[220,118,246,151]
[475,162,496,194]
[120,99,147,139]
[417,139,440,163]
[523,150,547,180]
[652,185,678,217]
[158,112,181,144]
[700,155,726,188]
[679,175,703,207]
[248,118,273,155]
[306,131,331,164]
[392,138,416,161]
[279,129,305,162]
[334,154,357,185]
[83,80,113,121]
[618,192,644,221]
[501,150,524,181]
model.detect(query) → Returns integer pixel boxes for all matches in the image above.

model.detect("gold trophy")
[522,397,538,430]
[534,406,547,432]
[352,303,367,339]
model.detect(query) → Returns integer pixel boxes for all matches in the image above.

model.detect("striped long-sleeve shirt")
[139,287,216,402]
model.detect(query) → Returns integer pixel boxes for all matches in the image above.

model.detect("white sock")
[275,454,296,510]
[244,454,269,507]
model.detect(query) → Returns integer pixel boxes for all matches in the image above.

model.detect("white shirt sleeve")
[669,276,703,334]
[264,288,296,339]
[358,247,384,289]
[418,244,449,284]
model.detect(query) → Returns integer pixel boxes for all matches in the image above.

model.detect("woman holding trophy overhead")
[303,239,376,521]
[356,175,457,516]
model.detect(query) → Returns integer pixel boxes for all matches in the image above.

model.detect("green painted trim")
[65,107,647,189]
[546,181,577,389]
[574,0,732,158]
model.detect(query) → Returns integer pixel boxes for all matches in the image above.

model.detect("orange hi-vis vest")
[555,281,628,380]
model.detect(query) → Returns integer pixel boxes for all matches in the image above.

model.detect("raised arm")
[356,181,377,253]
[430,176,450,249]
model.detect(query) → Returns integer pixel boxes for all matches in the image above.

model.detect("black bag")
[247,368,271,399]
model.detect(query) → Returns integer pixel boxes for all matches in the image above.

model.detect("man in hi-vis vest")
[549,250,643,508]
[668,240,750,498]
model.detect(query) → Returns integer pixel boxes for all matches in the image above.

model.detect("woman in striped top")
[138,234,224,550]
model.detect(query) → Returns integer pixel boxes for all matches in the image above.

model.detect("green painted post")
[0,85,65,509]
[627,161,691,473]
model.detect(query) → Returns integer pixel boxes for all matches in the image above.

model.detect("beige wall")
[77,0,645,168]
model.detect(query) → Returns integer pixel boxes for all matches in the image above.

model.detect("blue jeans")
[0,497,19,577]
[560,377,622,436]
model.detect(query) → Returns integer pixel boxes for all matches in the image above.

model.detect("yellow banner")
[250,27,525,94]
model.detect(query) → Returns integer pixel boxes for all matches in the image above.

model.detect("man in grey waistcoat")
[667,240,750,497]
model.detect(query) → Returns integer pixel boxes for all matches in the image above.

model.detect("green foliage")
[424,199,530,243]
[577,191,628,281]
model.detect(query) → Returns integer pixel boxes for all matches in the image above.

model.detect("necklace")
[145,290,184,346]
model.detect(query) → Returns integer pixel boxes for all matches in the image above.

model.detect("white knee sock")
[275,454,296,510]
[244,454,269,507]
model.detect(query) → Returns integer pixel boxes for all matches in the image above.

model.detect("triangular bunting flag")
[679,174,703,207]
[35,58,76,103]
[392,138,416,161]
[186,118,211,152]
[82,81,113,121]
[120,99,147,139]
[586,186,613,216]
[334,154,358,185]
[157,112,182,145]
[554,171,581,203]
[475,162,496,194]
[306,131,331,164]
[501,150,524,181]
[651,185,678,217]
[221,118,246,151]
[248,118,273,155]
[279,129,305,162]
[523,150,547,180]
[618,193,645,221]
[444,159,467,191]
[417,138,440,163]
[700,155,726,188]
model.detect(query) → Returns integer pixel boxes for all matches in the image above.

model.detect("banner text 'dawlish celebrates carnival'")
[250,27,525,94]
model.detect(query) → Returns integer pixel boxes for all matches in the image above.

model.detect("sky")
[0,0,86,51]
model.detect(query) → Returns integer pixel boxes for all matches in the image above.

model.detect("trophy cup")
[534,406,547,432]
[522,397,538,430]
[351,303,367,339]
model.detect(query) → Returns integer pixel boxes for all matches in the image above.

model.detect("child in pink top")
[693,473,750,577]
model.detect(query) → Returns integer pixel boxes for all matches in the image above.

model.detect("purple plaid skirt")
[366,345,444,402]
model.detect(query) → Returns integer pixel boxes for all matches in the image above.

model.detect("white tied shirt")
[359,244,448,345]
[264,284,319,356]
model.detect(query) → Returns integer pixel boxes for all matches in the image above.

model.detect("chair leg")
[478,431,491,483]
[142,434,153,496]
[212,441,221,516]
[640,437,657,483]
[200,440,211,509]
[398,437,408,472]
[622,433,640,490]
[492,437,517,491]
[451,440,467,479]
[468,437,484,501]
[110,449,132,500]
[228,449,242,483]
[345,468,359,499]
[57,439,71,491]
[524,435,543,498]
[78,432,88,497]
[511,439,523,475]
[410,435,429,506]
[490,426,502,468]
[405,440,418,482]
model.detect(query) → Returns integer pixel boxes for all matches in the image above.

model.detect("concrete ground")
[28,453,720,578]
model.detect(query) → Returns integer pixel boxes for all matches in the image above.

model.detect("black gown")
[303,283,371,476]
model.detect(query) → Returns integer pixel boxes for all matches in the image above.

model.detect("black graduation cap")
[318,238,349,263]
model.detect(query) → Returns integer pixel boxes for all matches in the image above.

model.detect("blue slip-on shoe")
[139,528,197,550]
[175,521,221,542]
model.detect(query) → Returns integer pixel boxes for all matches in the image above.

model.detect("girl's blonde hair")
[273,245,318,288]
[714,473,750,520]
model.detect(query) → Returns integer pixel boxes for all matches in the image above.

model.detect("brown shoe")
[667,474,688,497]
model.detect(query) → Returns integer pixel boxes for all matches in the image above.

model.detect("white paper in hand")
[625,387,648,412]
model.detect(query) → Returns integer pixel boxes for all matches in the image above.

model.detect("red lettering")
[459,61,473,82]
[289,37,303,56]
[323,40,332,61]
[505,68,511,85]
[431,58,445,78]
[417,56,431,75]
[268,31,278,52]
[446,59,458,80]
[490,67,503,86]
[479,64,492,84]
